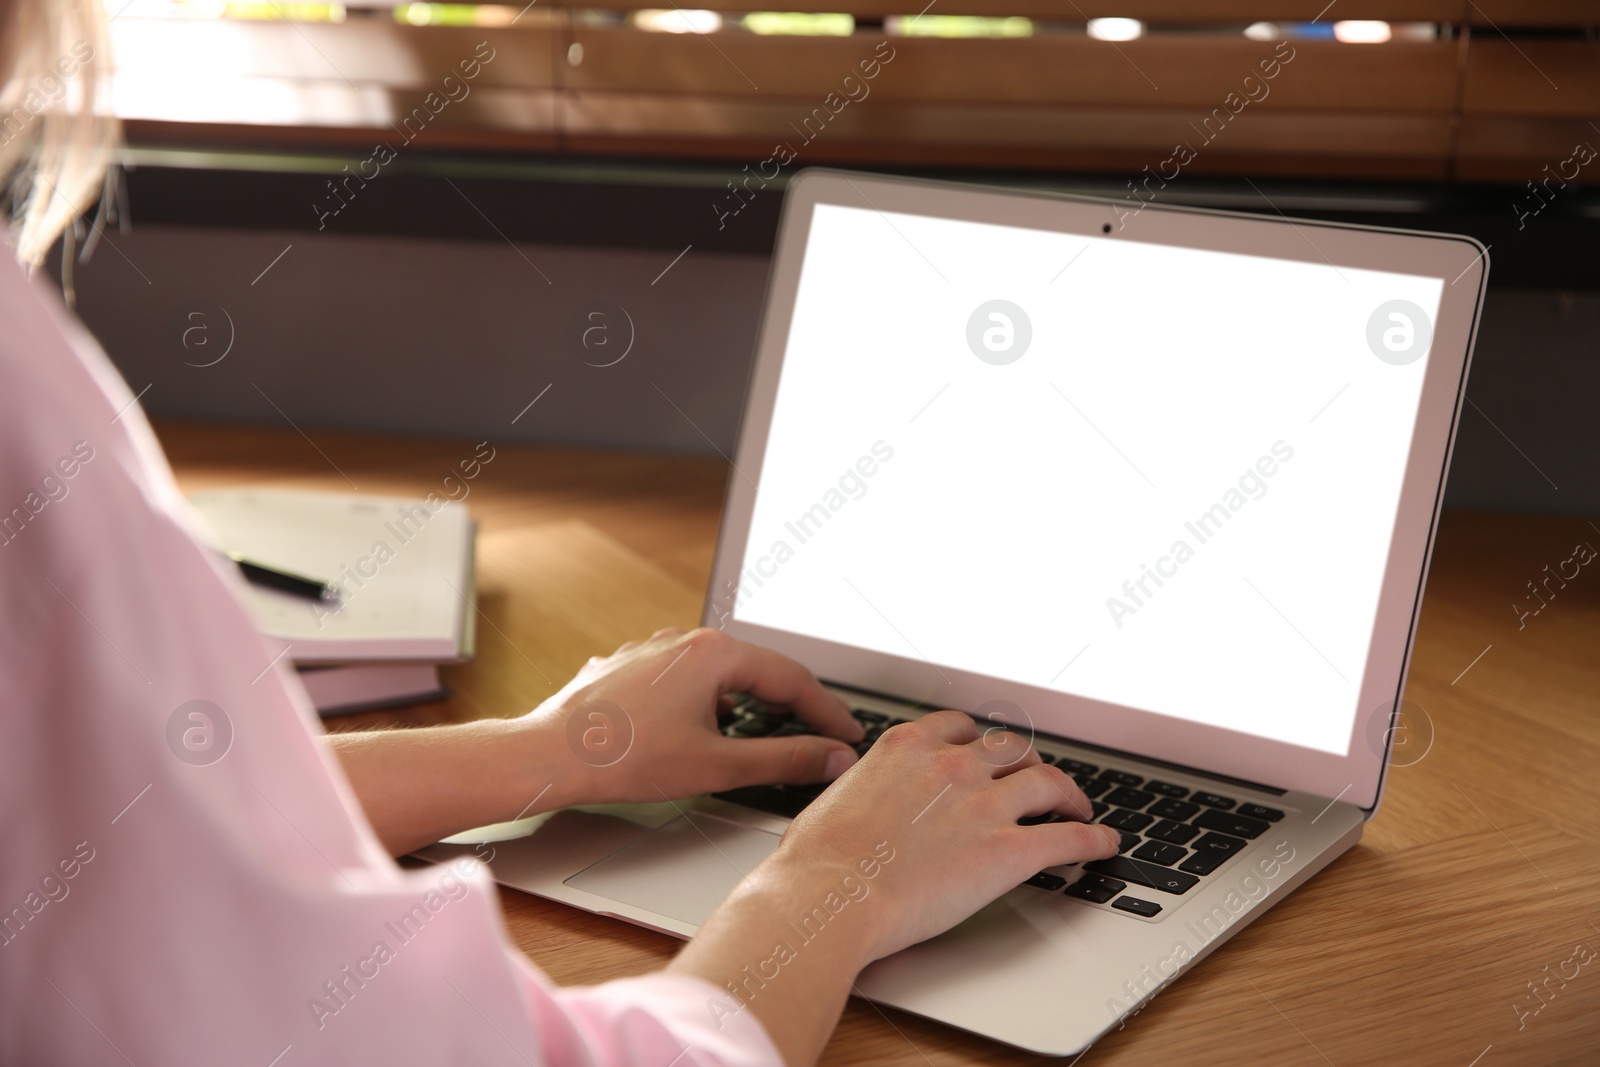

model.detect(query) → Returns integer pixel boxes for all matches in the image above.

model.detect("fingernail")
[824,748,859,780]
[1101,826,1123,851]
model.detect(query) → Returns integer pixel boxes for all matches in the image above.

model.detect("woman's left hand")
[327,627,861,855]
[521,627,864,809]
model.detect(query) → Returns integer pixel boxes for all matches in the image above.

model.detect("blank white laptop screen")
[733,202,1444,756]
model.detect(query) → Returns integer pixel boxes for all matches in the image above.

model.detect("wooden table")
[160,419,1600,1067]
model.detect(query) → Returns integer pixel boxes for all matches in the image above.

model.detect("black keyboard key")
[1057,758,1099,777]
[1036,752,1056,765]
[1238,803,1284,822]
[1190,792,1236,810]
[1116,831,1140,853]
[1102,809,1154,833]
[1146,819,1199,845]
[1100,770,1143,786]
[712,786,811,819]
[1177,849,1228,875]
[852,725,889,755]
[1064,873,1125,903]
[1076,777,1111,798]
[1177,832,1248,875]
[1090,801,1109,820]
[1132,840,1187,866]
[1193,809,1269,840]
[1103,787,1155,810]
[851,708,888,724]
[771,720,818,737]
[1190,832,1249,855]
[1017,812,1062,826]
[1112,896,1162,917]
[1025,871,1066,891]
[1083,856,1200,895]
[1144,780,1189,798]
[727,713,786,738]
[1147,798,1199,822]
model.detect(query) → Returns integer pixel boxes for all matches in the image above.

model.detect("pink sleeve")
[521,965,784,1067]
[0,256,783,1067]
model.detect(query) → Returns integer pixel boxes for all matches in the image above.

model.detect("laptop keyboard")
[712,702,1285,920]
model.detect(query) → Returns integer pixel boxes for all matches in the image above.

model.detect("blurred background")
[54,1,1600,513]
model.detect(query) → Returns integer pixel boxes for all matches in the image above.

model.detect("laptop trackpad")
[563,812,782,927]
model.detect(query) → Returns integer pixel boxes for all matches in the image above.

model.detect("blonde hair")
[0,0,119,265]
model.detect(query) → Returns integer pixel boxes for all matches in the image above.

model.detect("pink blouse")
[0,253,781,1067]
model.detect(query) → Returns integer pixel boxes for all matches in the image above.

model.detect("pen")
[228,552,340,603]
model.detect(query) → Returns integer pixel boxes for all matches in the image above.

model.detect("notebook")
[187,488,477,665]
[297,663,448,715]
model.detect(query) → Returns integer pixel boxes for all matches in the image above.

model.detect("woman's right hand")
[669,709,1120,1067]
[773,709,1121,963]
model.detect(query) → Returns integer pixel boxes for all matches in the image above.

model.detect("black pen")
[228,552,340,603]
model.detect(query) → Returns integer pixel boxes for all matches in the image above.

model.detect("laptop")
[419,168,1488,1056]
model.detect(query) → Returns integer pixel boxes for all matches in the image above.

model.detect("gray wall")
[66,224,1599,515]
[68,226,768,456]
[1445,287,1599,514]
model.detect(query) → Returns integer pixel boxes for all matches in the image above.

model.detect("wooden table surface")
[159,418,1600,1067]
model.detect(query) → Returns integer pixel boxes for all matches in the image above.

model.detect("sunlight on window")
[740,12,853,36]
[106,0,225,17]
[107,0,345,19]
[394,3,519,26]
[888,15,1032,38]
[223,0,344,20]
[1087,18,1142,41]
[1392,22,1438,41]
[634,8,722,33]
[1333,20,1392,43]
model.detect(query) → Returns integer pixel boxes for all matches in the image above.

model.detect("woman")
[0,1,1118,1063]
